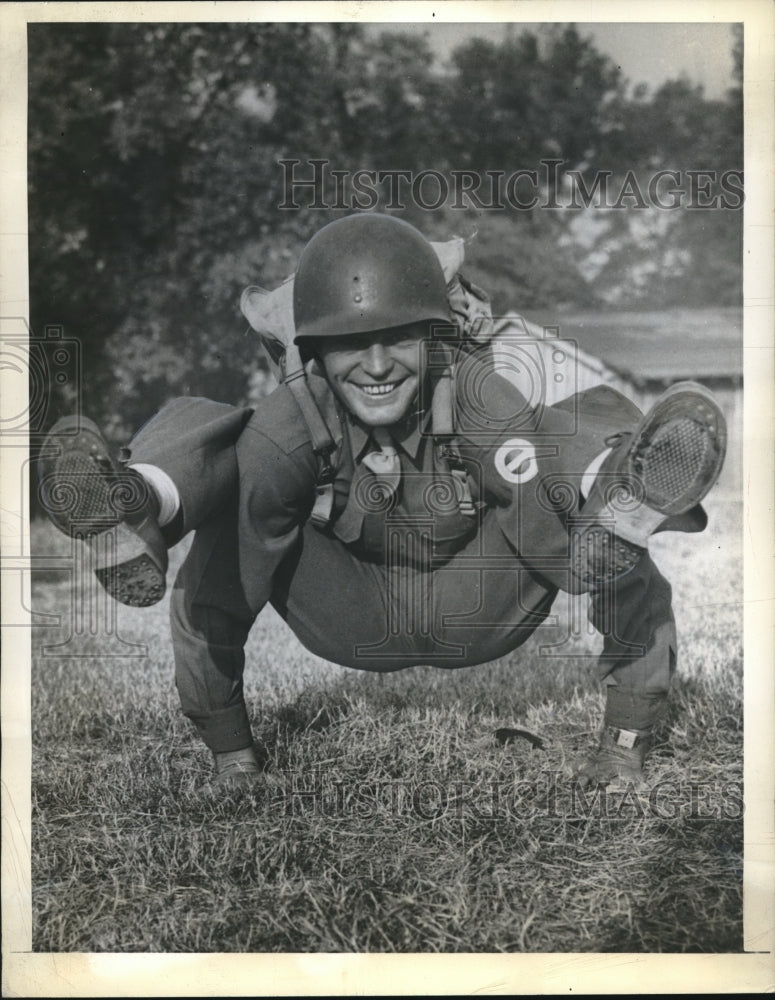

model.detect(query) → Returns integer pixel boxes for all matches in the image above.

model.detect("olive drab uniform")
[123,341,681,756]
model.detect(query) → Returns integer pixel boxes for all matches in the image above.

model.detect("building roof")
[527,307,742,382]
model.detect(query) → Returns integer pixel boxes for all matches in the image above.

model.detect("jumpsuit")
[123,345,679,752]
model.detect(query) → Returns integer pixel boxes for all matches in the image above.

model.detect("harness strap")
[284,343,337,525]
[432,358,477,517]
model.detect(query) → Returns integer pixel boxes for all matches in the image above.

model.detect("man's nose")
[361,343,392,377]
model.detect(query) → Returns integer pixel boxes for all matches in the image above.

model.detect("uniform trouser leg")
[170,495,258,752]
[490,385,681,727]
[120,397,253,538]
[588,553,676,730]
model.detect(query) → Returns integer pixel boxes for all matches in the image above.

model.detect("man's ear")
[240,286,265,332]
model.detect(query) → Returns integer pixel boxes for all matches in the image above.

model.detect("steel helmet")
[293,213,452,343]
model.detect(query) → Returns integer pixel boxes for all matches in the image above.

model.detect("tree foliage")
[443,26,626,172]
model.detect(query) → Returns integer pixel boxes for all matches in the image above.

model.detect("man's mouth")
[354,380,405,397]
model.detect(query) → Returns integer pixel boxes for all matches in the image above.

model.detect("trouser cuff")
[186,703,253,753]
[604,687,668,731]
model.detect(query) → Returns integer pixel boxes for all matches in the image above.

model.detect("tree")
[439,26,626,174]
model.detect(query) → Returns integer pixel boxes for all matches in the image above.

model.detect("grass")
[29,493,743,953]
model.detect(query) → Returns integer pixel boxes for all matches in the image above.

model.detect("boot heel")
[96,553,167,608]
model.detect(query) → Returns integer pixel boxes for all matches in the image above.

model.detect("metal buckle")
[607,726,639,749]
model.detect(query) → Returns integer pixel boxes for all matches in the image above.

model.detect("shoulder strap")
[283,343,338,525]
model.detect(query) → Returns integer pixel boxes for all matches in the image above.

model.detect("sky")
[369,22,736,100]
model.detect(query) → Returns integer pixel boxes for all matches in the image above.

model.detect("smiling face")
[314,323,428,427]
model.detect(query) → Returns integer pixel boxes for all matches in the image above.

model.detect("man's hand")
[573,727,652,790]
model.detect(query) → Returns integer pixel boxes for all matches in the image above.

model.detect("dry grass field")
[29,488,743,953]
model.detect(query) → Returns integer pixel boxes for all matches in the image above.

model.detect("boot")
[573,725,654,791]
[38,416,168,606]
[574,685,670,790]
[571,381,726,587]
[212,746,263,788]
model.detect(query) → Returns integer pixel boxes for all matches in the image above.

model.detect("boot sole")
[573,382,727,584]
[38,416,167,606]
[38,416,149,534]
[592,382,726,547]
[627,381,727,517]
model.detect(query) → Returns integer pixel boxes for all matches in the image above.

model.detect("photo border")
[2,1,773,994]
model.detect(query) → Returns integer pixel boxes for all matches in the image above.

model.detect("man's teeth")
[360,383,399,396]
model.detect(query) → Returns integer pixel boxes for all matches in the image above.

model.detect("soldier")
[39,214,726,789]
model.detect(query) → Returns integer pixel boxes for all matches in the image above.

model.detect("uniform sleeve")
[235,416,318,616]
